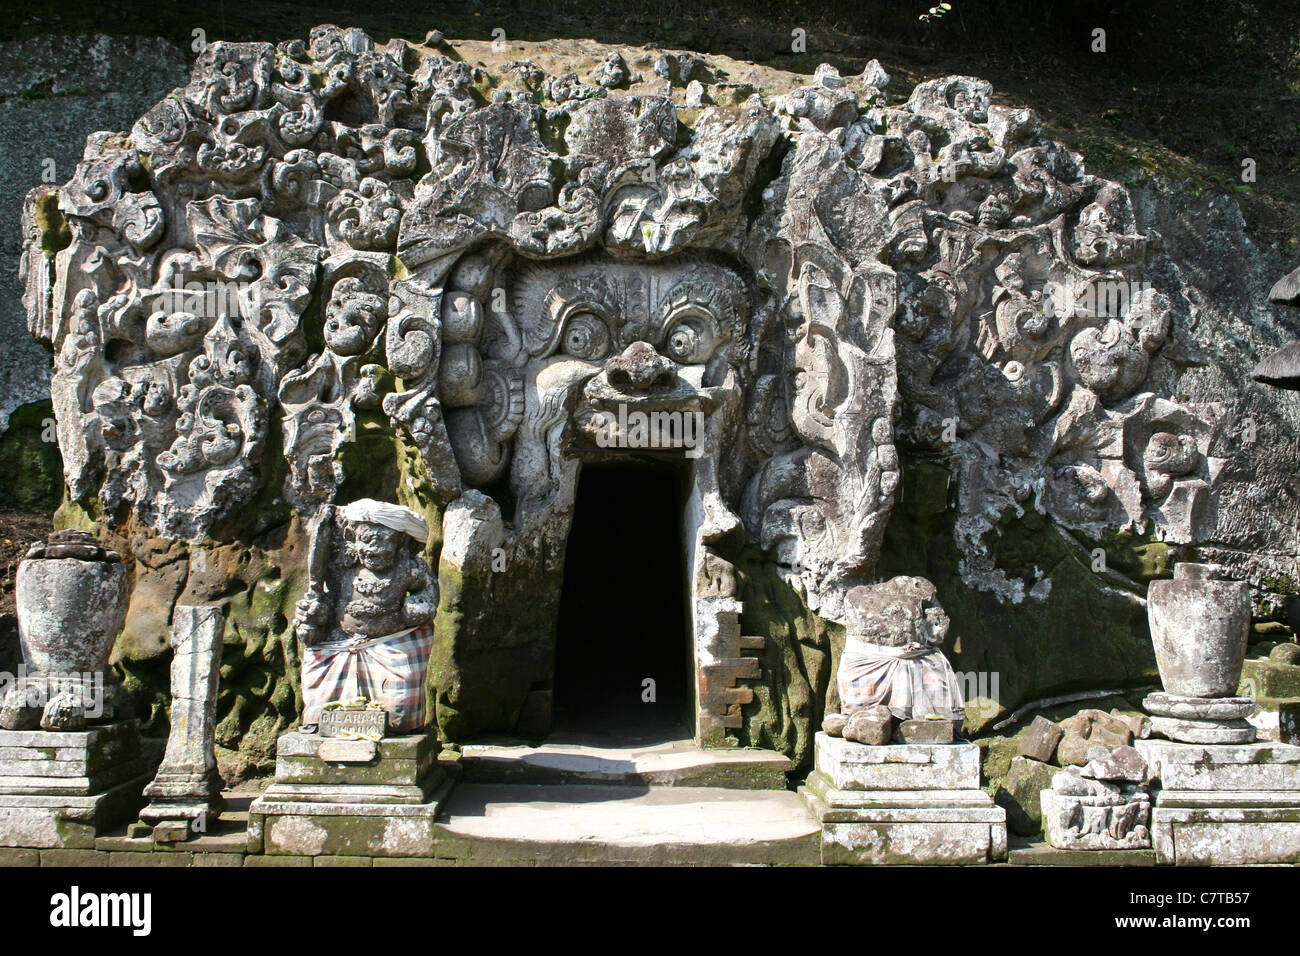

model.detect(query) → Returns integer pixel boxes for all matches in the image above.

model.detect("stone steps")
[457,736,792,789]
[435,783,821,865]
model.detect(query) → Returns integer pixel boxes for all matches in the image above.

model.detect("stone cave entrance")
[553,463,693,743]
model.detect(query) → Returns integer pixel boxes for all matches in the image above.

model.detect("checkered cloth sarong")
[302,625,434,733]
[838,641,966,721]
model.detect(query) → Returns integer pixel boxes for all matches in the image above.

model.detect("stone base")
[1143,693,1257,744]
[1136,739,1300,864]
[0,721,149,847]
[247,730,452,857]
[1040,788,1151,850]
[800,733,1006,865]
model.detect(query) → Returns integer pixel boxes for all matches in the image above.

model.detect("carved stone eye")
[664,316,714,364]
[561,312,610,361]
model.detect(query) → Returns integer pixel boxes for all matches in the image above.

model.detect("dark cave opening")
[552,462,693,742]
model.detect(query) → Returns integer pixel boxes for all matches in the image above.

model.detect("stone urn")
[15,530,127,675]
[1147,562,1249,698]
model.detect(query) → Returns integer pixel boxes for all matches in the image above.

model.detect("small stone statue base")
[799,732,1007,865]
[1041,773,1151,850]
[1137,739,1300,864]
[1143,692,1256,744]
[248,730,452,858]
[0,720,151,848]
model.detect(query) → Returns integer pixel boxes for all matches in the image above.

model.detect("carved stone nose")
[605,342,677,393]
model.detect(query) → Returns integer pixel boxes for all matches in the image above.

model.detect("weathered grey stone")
[1081,745,1147,783]
[897,718,956,745]
[842,705,891,746]
[139,605,224,832]
[17,23,1300,767]
[1041,787,1151,851]
[15,532,127,676]
[802,743,1007,863]
[1109,710,1152,740]
[0,34,189,433]
[814,733,980,791]
[1057,710,1133,765]
[1148,715,1256,744]
[0,720,148,847]
[294,501,436,733]
[1148,562,1249,698]
[821,713,848,737]
[1143,692,1253,721]
[1019,715,1063,762]
[996,755,1057,837]
[1270,643,1300,665]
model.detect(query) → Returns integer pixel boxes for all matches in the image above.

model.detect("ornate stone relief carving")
[22,27,1236,739]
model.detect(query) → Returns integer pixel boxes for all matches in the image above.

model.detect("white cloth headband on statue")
[337,499,429,544]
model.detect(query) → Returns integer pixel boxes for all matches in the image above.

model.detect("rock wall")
[12,27,1300,778]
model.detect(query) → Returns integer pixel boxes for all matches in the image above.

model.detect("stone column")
[139,605,225,839]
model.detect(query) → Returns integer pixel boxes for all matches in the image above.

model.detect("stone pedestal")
[248,730,452,858]
[138,605,225,838]
[1143,692,1255,744]
[799,732,1007,865]
[0,720,151,848]
[1136,738,1300,864]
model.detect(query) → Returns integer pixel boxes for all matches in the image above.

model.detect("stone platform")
[0,720,152,848]
[1137,738,1300,864]
[799,732,1007,865]
[248,731,451,858]
[459,734,791,789]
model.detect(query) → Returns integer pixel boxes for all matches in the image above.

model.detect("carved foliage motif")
[24,29,1224,595]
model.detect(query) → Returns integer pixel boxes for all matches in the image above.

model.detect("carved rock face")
[19,26,1252,745]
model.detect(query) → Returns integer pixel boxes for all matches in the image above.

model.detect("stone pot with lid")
[1147,562,1250,698]
[15,530,127,675]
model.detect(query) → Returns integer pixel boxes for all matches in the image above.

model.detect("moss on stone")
[0,401,62,512]
[733,543,840,774]
[878,451,1159,735]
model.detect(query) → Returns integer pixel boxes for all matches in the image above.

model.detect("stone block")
[1041,788,1151,850]
[1057,710,1132,766]
[1136,739,1300,791]
[996,756,1056,837]
[1147,791,1300,865]
[0,771,151,848]
[40,848,106,866]
[1019,716,1063,763]
[243,854,312,867]
[1081,745,1147,783]
[194,852,245,866]
[814,733,980,791]
[0,847,39,866]
[842,706,891,746]
[1149,715,1255,744]
[802,778,1006,865]
[896,718,955,745]
[1241,658,1300,699]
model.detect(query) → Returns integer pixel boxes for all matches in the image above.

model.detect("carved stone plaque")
[320,708,387,740]
[317,738,378,763]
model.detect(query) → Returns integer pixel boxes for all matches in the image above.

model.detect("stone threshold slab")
[439,783,819,849]
[459,737,791,788]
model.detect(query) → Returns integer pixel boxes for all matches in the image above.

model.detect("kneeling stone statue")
[824,576,966,745]
[293,499,438,735]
